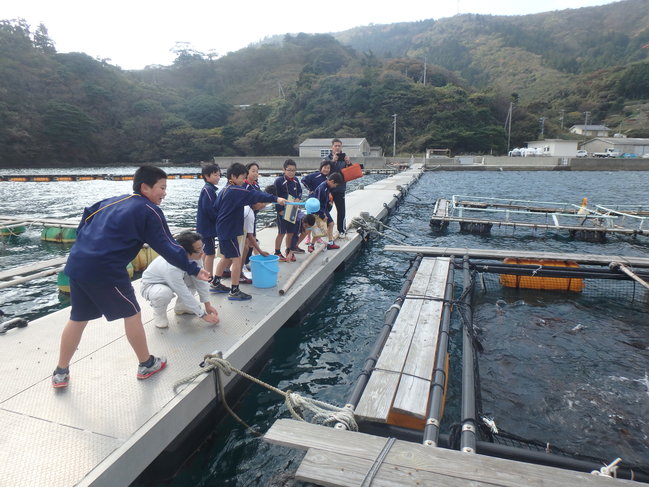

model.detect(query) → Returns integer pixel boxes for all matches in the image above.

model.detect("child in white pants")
[141,231,219,328]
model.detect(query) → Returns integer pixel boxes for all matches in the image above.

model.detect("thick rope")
[174,354,358,432]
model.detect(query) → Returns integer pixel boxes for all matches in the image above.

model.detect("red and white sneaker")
[137,356,167,380]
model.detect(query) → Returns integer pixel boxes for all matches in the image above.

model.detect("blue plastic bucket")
[250,254,280,288]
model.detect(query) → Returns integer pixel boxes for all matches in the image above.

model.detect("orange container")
[500,258,584,292]
[341,163,363,182]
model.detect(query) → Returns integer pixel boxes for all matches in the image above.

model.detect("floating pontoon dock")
[0,165,423,486]
[430,196,649,240]
[263,245,649,486]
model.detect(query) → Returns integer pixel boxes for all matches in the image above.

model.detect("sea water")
[1,168,648,485]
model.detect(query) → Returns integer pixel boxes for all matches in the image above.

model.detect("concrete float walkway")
[0,165,424,487]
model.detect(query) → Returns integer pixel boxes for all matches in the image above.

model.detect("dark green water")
[1,168,648,485]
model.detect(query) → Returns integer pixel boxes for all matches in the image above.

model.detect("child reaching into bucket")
[141,231,220,328]
[313,172,343,250]
[52,165,212,388]
[289,212,319,253]
[210,163,286,301]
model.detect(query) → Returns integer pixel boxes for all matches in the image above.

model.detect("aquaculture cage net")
[473,265,649,305]
[457,263,649,481]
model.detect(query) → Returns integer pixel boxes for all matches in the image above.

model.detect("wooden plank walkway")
[355,257,449,429]
[265,419,633,487]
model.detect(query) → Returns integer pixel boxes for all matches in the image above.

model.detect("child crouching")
[141,231,219,328]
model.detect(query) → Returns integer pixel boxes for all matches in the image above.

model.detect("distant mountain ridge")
[1,1,648,166]
[334,0,649,101]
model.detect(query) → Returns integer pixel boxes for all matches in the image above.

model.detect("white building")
[299,138,371,158]
[569,125,611,137]
[581,137,649,157]
[526,139,579,157]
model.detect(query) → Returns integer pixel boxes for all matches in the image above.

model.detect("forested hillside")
[1,0,649,166]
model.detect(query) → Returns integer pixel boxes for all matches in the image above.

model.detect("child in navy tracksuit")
[211,163,286,301]
[301,160,331,197]
[52,165,211,388]
[196,163,220,280]
[243,162,261,267]
[273,159,303,260]
[313,172,343,250]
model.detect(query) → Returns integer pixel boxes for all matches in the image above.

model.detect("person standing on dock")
[196,163,221,282]
[243,162,261,268]
[325,138,353,237]
[301,160,331,197]
[210,163,287,301]
[273,159,303,260]
[141,231,220,328]
[52,165,212,388]
[313,172,343,250]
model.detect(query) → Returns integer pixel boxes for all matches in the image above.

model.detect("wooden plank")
[374,258,437,373]
[373,299,420,373]
[265,419,636,487]
[384,245,649,268]
[362,258,450,425]
[434,199,450,218]
[402,258,449,380]
[390,374,429,421]
[354,370,400,423]
[296,448,480,487]
[0,257,68,281]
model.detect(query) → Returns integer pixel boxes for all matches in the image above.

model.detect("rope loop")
[174,354,359,432]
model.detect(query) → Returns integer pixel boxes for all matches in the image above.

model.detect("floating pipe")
[422,256,455,447]
[460,255,477,453]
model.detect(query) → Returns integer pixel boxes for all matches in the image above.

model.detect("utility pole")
[539,117,546,139]
[423,56,427,85]
[392,114,397,157]
[584,111,590,135]
[559,110,565,130]
[505,102,513,153]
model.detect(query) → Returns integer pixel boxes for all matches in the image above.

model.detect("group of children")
[52,150,350,388]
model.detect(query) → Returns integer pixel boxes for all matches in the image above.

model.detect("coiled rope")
[174,354,358,435]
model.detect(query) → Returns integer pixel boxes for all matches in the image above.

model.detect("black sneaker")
[210,282,230,293]
[289,246,306,254]
[228,289,252,301]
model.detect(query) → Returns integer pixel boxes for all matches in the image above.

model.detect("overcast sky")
[2,0,618,70]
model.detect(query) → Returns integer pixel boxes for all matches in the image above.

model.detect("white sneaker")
[152,307,169,329]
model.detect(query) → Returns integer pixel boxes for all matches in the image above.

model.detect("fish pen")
[430,195,649,241]
[350,247,649,483]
